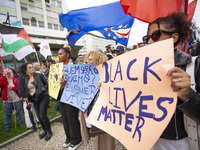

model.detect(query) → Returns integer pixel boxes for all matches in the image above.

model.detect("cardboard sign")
[87,39,177,150]
[48,63,63,99]
[60,64,100,112]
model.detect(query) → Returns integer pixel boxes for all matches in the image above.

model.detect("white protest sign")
[87,39,177,150]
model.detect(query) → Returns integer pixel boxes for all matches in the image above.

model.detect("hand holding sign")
[167,66,191,102]
[60,64,100,112]
[48,63,63,99]
[87,39,177,150]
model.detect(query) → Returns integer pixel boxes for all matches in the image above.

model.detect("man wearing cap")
[115,45,125,56]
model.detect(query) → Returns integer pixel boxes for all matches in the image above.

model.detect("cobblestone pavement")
[1,122,126,150]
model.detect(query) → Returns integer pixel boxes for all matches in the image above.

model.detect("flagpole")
[1,59,17,128]
[35,50,40,64]
[1,59,5,69]
[24,57,27,62]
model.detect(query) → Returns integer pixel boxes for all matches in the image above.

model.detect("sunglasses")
[143,30,174,44]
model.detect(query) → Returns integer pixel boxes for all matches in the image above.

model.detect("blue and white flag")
[59,1,134,47]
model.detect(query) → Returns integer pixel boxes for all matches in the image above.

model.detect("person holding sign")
[143,12,200,150]
[18,63,52,141]
[58,45,82,150]
[85,50,116,150]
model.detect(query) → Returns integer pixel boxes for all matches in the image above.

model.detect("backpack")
[184,56,200,150]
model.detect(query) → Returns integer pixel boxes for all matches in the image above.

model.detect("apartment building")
[0,0,116,69]
[77,33,116,55]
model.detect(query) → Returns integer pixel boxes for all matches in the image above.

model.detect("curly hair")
[19,62,32,75]
[85,50,108,66]
[149,12,193,46]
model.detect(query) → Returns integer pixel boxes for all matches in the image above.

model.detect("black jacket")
[18,72,48,101]
[44,69,49,78]
[17,75,26,98]
[161,49,200,140]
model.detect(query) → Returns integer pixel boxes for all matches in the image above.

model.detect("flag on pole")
[0,23,35,60]
[59,1,134,48]
[186,0,197,21]
[120,0,184,23]
[38,40,52,59]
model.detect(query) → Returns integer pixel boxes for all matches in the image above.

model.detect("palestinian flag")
[0,23,35,60]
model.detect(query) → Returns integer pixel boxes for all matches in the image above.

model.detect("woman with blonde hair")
[85,50,115,150]
[0,68,23,131]
[85,50,108,66]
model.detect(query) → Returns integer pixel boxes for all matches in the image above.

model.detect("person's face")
[35,64,41,71]
[46,61,49,67]
[86,55,93,65]
[147,23,174,45]
[58,49,69,62]
[110,45,115,53]
[26,64,35,75]
[78,56,84,64]
[41,64,45,70]
[116,50,124,56]
[5,70,12,78]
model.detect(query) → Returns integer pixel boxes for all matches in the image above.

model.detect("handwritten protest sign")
[60,64,100,112]
[87,39,177,150]
[48,63,63,99]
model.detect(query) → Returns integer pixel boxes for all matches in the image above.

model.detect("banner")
[48,63,63,99]
[87,39,177,150]
[38,40,52,59]
[60,64,100,112]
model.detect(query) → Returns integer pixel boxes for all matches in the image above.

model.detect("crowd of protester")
[0,12,200,150]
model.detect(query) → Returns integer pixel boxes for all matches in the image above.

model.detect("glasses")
[143,30,174,44]
[87,58,92,61]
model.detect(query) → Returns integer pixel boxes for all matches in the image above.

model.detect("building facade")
[77,33,116,55]
[0,0,116,70]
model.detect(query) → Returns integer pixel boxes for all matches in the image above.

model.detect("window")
[20,3,28,11]
[6,0,15,8]
[46,10,51,17]
[9,16,17,23]
[38,21,44,28]
[59,25,64,31]
[29,5,36,13]
[54,24,58,30]
[48,23,52,29]
[57,1,61,7]
[36,7,43,14]
[22,18,29,25]
[31,19,37,27]
[0,14,6,23]
[51,0,55,5]
[51,11,58,18]
[0,0,4,5]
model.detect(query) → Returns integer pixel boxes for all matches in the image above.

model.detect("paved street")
[1,122,126,150]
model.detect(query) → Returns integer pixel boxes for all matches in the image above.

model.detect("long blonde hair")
[85,50,108,66]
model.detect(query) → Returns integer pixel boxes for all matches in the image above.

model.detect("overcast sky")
[65,0,200,47]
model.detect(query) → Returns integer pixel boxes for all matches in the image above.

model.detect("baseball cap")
[115,45,124,51]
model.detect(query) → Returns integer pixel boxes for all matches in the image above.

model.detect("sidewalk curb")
[0,115,62,148]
